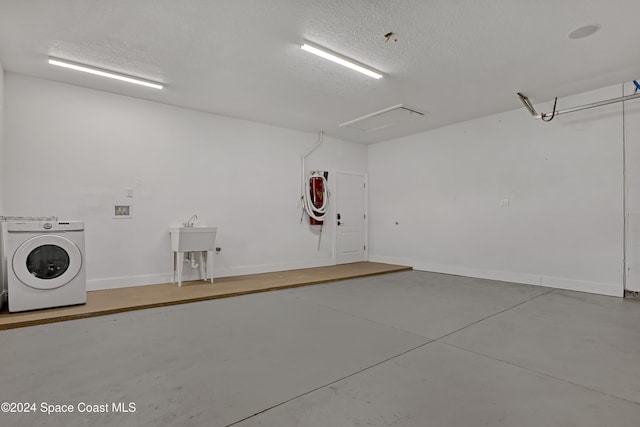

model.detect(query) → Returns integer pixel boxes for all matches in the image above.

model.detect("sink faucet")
[184,214,198,227]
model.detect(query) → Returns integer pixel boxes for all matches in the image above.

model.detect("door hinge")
[364,245,366,251]
[363,183,366,188]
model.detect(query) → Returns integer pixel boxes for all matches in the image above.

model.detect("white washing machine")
[0,216,59,311]
[2,220,86,312]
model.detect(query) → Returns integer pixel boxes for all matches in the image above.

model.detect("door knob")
[337,221,342,226]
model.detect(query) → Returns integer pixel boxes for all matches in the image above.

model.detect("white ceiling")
[1,0,639,144]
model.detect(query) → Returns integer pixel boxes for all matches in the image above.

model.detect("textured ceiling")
[0,0,639,143]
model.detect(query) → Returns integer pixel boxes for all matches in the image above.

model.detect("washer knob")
[43,223,53,229]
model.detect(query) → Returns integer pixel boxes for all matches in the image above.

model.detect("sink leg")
[207,250,214,283]
[198,251,206,281]
[176,251,184,287]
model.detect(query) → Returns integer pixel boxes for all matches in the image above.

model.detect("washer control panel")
[5,221,85,232]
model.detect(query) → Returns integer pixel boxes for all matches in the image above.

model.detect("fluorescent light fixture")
[300,43,382,79]
[48,57,163,89]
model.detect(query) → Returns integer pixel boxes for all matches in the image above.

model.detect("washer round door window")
[27,245,70,280]
[13,235,82,290]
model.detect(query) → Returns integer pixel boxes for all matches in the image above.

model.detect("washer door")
[12,235,82,290]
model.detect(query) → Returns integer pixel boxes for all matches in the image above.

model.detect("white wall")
[624,80,640,292]
[3,73,367,290]
[0,62,4,215]
[369,85,624,296]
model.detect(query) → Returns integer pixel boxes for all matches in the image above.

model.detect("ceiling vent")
[339,104,425,132]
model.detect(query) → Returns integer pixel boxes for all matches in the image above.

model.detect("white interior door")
[335,172,367,264]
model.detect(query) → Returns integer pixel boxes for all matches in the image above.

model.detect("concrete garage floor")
[1,270,639,426]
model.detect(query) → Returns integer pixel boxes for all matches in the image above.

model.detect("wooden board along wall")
[0,262,411,331]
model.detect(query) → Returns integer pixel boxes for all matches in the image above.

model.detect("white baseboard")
[88,273,175,291]
[368,255,623,297]
[87,259,335,291]
[540,275,622,297]
[368,255,413,267]
[214,259,334,278]
[87,255,624,298]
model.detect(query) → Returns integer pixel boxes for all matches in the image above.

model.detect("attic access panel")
[339,105,425,133]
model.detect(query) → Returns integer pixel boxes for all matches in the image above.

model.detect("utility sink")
[170,226,217,286]
[170,226,217,252]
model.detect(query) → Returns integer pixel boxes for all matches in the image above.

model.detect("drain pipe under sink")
[185,252,199,268]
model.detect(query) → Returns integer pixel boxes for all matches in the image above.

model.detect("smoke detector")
[568,24,600,40]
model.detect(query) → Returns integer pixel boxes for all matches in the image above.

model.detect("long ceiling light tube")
[300,43,382,79]
[48,57,163,89]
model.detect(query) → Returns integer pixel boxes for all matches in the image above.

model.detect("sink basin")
[170,226,217,252]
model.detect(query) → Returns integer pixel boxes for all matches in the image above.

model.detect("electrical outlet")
[126,188,133,198]
[114,204,132,219]
[215,247,221,253]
